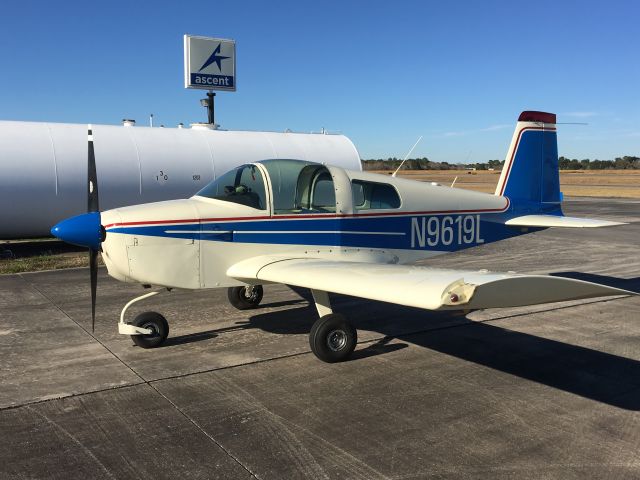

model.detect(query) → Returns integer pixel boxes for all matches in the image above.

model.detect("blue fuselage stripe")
[106,212,543,252]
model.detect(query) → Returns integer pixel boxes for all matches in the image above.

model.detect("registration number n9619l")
[411,215,484,248]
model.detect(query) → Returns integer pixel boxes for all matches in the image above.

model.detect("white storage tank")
[0,121,361,238]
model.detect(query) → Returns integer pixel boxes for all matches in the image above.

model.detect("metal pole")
[207,91,215,125]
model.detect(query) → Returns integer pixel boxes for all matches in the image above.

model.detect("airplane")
[51,111,635,363]
[0,120,360,239]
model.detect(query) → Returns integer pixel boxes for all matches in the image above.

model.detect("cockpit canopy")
[196,159,336,213]
[195,158,401,213]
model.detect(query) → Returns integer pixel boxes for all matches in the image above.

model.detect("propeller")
[87,126,100,332]
[51,125,104,332]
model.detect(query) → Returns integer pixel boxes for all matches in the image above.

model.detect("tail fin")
[495,111,561,206]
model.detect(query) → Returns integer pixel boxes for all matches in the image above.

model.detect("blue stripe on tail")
[503,128,561,206]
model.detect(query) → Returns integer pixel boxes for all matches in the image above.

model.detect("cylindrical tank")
[0,121,361,238]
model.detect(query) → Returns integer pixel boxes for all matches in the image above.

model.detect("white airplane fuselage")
[99,162,514,290]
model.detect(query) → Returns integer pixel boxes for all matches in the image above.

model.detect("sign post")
[184,35,236,125]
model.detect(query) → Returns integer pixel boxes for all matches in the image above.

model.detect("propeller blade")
[87,125,99,213]
[88,124,100,332]
[89,248,98,332]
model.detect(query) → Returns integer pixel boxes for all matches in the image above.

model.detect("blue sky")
[0,0,638,162]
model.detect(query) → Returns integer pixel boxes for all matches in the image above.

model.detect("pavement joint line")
[25,405,120,480]
[147,350,314,384]
[0,324,448,413]
[146,382,261,479]
[19,273,150,382]
[0,348,317,414]
[20,275,261,479]
[0,382,148,412]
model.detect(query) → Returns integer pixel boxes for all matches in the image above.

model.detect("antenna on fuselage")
[392,135,423,177]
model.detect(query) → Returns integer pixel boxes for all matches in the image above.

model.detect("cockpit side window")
[195,164,267,210]
[260,159,336,214]
[294,166,335,213]
[351,180,401,210]
[310,171,335,210]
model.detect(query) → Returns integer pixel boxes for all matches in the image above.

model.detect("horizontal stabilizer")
[227,256,634,311]
[505,215,626,228]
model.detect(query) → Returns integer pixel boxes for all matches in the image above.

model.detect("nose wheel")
[119,289,171,348]
[131,312,169,348]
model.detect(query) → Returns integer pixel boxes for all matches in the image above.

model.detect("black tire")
[131,311,169,348]
[227,285,264,310]
[309,313,357,363]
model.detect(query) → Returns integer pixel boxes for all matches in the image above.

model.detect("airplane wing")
[227,256,634,311]
[505,215,626,228]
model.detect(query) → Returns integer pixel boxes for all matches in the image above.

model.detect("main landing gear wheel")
[131,311,169,348]
[309,313,357,363]
[227,285,264,310]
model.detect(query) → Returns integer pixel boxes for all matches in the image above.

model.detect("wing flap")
[461,276,630,309]
[227,256,633,311]
[506,215,626,228]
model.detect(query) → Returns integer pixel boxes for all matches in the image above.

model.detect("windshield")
[195,164,267,210]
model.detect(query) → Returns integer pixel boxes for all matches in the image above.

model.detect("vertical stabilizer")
[495,111,561,205]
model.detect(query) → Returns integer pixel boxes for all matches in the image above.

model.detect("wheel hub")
[243,286,258,301]
[141,322,159,337]
[327,329,348,352]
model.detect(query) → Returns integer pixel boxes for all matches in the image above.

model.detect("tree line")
[361,156,640,171]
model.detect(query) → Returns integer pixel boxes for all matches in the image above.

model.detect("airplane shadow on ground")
[158,283,640,410]
[161,298,308,346]
[550,271,640,293]
[245,286,640,411]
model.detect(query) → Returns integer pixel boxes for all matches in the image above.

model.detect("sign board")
[184,35,236,91]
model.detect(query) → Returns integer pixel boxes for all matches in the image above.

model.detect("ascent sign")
[184,35,236,91]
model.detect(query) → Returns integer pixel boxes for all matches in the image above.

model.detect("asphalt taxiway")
[1,197,639,479]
